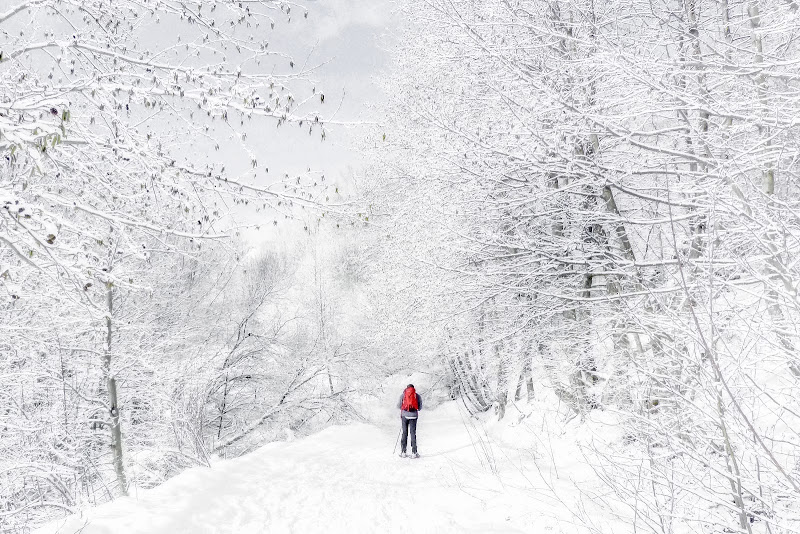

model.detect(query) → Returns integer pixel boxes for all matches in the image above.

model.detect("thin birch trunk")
[495,343,507,420]
[747,1,774,194]
[104,279,127,496]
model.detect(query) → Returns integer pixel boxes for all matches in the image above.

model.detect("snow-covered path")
[39,402,630,534]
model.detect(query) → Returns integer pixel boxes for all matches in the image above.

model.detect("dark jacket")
[397,391,423,419]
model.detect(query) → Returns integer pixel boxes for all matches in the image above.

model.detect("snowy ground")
[37,388,634,534]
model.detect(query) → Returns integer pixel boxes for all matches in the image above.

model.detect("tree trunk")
[457,351,491,412]
[495,344,507,420]
[514,356,534,403]
[747,1,774,194]
[104,280,127,496]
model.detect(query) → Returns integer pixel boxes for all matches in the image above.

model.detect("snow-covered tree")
[0,0,337,528]
[375,0,800,530]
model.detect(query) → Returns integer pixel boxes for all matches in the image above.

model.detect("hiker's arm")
[418,395,422,410]
[397,394,402,409]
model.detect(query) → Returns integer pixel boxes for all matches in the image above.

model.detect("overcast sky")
[207,0,398,245]
[239,0,395,179]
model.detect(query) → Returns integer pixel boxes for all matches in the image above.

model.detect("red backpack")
[401,386,419,411]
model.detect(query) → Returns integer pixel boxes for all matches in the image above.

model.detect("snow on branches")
[0,0,330,296]
[377,0,800,531]
[0,1,336,529]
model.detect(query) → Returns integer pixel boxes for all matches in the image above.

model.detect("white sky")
[228,0,398,246]
[232,0,395,178]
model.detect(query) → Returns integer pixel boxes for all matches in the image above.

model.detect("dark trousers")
[401,416,418,454]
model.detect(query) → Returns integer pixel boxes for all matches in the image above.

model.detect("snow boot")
[412,452,420,459]
[399,452,407,458]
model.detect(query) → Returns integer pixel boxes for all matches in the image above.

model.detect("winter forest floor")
[37,382,636,534]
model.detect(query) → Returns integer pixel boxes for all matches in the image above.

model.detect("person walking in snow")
[398,384,422,458]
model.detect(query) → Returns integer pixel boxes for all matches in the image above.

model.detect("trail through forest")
[38,398,632,534]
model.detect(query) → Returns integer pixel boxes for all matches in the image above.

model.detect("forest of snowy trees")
[0,1,391,530]
[3,0,800,532]
[375,0,800,531]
